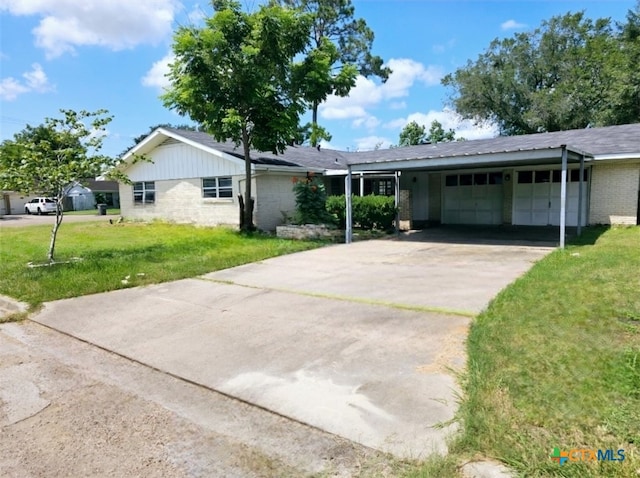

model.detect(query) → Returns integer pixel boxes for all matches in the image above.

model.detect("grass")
[0,221,322,308]
[412,226,639,477]
[63,208,121,215]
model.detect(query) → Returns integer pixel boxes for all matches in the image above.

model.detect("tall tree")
[398,120,459,146]
[398,121,426,146]
[442,11,628,135]
[162,0,312,231]
[613,1,640,125]
[276,0,390,146]
[0,109,129,263]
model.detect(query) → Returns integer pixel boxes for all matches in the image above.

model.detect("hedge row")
[326,194,396,231]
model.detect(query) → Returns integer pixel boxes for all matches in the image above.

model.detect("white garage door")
[442,172,503,225]
[513,169,588,226]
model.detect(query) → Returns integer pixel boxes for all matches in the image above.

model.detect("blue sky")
[0,0,635,158]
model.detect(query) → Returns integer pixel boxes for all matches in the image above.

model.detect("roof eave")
[349,146,591,172]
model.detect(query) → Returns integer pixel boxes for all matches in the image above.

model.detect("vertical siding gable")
[126,142,245,181]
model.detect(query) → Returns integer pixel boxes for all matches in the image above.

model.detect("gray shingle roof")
[165,123,640,170]
[348,123,640,165]
[164,128,348,170]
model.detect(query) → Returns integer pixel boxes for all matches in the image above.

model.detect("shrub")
[326,194,396,231]
[292,173,335,225]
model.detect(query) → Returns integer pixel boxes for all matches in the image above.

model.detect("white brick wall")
[120,178,241,227]
[119,174,297,230]
[589,162,640,225]
[254,174,297,231]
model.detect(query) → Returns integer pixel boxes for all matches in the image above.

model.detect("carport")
[344,144,592,248]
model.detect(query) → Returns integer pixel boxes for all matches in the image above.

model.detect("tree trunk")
[241,126,255,231]
[311,101,319,147]
[47,199,64,262]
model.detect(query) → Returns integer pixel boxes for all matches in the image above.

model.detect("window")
[460,174,473,186]
[203,177,233,198]
[473,173,487,185]
[376,179,393,196]
[535,170,550,183]
[570,169,589,182]
[445,175,458,187]
[133,181,155,205]
[518,171,533,184]
[489,172,503,185]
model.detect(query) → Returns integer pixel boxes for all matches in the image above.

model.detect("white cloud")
[354,135,393,151]
[0,0,180,58]
[319,58,444,121]
[385,108,499,141]
[23,63,51,91]
[142,53,174,90]
[389,101,406,110]
[0,63,53,101]
[0,77,29,101]
[501,19,527,31]
[432,39,456,54]
[352,115,380,130]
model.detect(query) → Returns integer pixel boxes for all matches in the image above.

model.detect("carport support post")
[560,146,568,248]
[359,173,364,197]
[577,154,584,236]
[346,166,353,244]
[394,170,400,236]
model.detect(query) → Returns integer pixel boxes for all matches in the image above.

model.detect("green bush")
[292,173,335,225]
[326,194,396,231]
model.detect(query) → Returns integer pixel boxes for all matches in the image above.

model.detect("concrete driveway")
[0,213,114,227]
[30,237,551,459]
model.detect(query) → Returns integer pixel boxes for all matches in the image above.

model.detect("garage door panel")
[513,169,588,226]
[443,173,503,224]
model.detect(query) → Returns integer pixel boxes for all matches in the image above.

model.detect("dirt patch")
[0,322,403,477]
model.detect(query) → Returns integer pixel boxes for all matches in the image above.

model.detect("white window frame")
[202,177,233,199]
[133,181,155,205]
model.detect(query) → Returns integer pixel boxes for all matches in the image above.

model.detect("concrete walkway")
[31,238,551,459]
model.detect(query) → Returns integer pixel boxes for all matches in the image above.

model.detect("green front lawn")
[412,226,640,477]
[63,208,121,215]
[0,221,322,308]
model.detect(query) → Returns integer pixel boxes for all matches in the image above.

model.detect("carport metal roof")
[348,145,592,172]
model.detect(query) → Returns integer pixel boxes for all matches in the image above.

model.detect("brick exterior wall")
[254,174,297,231]
[120,178,241,227]
[399,189,412,230]
[119,173,299,231]
[589,162,640,225]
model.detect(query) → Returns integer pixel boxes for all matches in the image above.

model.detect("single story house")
[85,179,120,208]
[119,124,640,234]
[1,191,38,216]
[62,182,95,211]
[118,127,348,231]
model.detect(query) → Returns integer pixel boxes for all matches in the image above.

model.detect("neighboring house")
[118,124,640,231]
[1,191,37,216]
[86,179,120,208]
[62,182,95,211]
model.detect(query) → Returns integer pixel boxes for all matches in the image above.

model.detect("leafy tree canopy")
[162,0,313,230]
[398,120,460,146]
[443,5,640,135]
[274,0,390,145]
